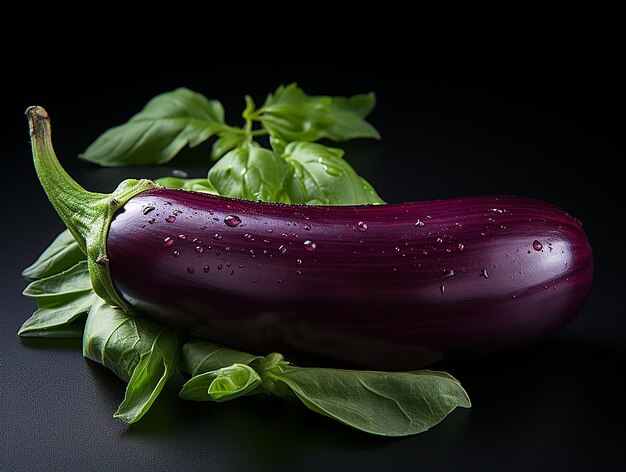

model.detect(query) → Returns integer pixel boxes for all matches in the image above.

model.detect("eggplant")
[27,106,594,369]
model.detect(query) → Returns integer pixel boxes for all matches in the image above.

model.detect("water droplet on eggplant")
[224,215,242,227]
[441,269,455,280]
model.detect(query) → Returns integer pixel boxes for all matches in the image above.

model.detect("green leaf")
[263,362,471,437]
[180,364,261,402]
[114,322,182,423]
[22,261,91,303]
[182,340,262,376]
[257,83,380,143]
[208,144,292,202]
[83,298,182,423]
[80,88,227,166]
[210,130,246,160]
[155,176,218,194]
[18,290,97,338]
[282,142,384,205]
[22,229,85,280]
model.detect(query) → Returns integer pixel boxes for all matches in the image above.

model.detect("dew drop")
[226,262,231,268]
[303,224,311,231]
[163,237,174,247]
[165,216,176,223]
[296,270,302,276]
[172,169,188,178]
[178,234,188,240]
[441,269,455,280]
[148,218,156,224]
[215,250,221,256]
[279,244,287,255]
[357,221,368,232]
[458,243,465,251]
[203,265,210,273]
[225,246,230,252]
[296,258,302,265]
[142,206,155,215]
[440,285,446,295]
[277,279,283,284]
[192,238,202,244]
[479,268,489,278]
[436,237,443,243]
[194,246,204,254]
[214,233,223,240]
[187,267,194,274]
[415,219,425,227]
[239,264,244,269]
[173,250,180,257]
[217,264,223,270]
[224,215,242,227]
[533,240,543,251]
[200,225,206,230]
[304,240,317,252]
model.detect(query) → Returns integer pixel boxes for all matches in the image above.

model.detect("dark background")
[2,3,624,471]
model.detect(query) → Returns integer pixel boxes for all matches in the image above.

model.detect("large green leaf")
[283,142,384,205]
[257,83,380,142]
[22,229,84,280]
[80,88,227,166]
[208,144,292,202]
[82,298,182,423]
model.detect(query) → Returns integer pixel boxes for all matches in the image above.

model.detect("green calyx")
[26,106,158,312]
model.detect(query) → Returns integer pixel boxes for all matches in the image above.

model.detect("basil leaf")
[263,363,471,437]
[22,261,91,303]
[211,129,247,161]
[18,290,97,338]
[182,340,262,376]
[283,142,384,205]
[80,88,227,166]
[82,298,182,423]
[208,144,292,202]
[257,83,380,142]
[22,229,85,280]
[155,176,218,194]
[180,364,261,402]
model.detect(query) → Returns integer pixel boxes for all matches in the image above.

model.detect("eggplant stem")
[26,106,158,311]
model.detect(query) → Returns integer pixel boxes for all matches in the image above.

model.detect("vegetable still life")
[19,85,593,436]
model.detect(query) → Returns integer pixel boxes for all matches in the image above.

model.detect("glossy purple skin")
[107,189,593,369]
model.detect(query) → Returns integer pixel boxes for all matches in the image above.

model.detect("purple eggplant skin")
[106,189,593,369]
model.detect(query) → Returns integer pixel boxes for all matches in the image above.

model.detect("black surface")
[2,5,624,471]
